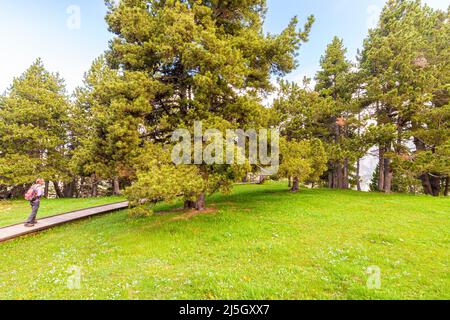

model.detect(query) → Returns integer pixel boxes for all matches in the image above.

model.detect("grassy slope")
[0,197,125,227]
[0,182,448,300]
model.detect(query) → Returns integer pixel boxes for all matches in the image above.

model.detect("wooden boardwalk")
[0,201,129,243]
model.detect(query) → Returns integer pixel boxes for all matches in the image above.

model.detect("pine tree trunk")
[195,193,206,211]
[92,184,98,197]
[63,182,70,198]
[329,163,338,189]
[78,177,85,198]
[384,172,393,194]
[383,158,393,194]
[53,181,64,198]
[328,162,338,189]
[420,173,433,195]
[430,175,441,197]
[378,147,385,192]
[444,177,449,197]
[414,137,435,195]
[333,169,339,189]
[184,200,194,210]
[328,171,333,189]
[336,162,343,189]
[113,177,121,195]
[356,159,362,191]
[184,193,206,211]
[291,177,300,192]
[63,178,77,198]
[91,176,98,197]
[44,181,49,198]
[342,158,349,189]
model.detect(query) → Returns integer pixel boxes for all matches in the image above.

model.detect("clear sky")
[0,0,448,94]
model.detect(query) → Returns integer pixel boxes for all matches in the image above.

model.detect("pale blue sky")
[0,0,448,93]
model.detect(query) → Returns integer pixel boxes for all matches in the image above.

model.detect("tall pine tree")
[315,36,355,189]
[359,0,449,195]
[91,0,314,209]
[0,59,71,197]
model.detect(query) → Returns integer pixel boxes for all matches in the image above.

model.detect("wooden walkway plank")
[0,201,129,243]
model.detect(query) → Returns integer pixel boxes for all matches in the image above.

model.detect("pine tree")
[314,36,357,190]
[96,0,314,209]
[279,138,328,192]
[359,0,449,195]
[274,77,366,190]
[0,59,71,193]
[72,56,147,196]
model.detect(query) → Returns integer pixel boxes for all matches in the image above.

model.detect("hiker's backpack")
[24,185,38,201]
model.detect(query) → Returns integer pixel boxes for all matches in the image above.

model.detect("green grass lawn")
[0,196,125,228]
[0,182,448,300]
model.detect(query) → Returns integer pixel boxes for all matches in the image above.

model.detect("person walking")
[24,178,45,227]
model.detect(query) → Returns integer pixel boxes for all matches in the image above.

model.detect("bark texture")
[291,177,300,192]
